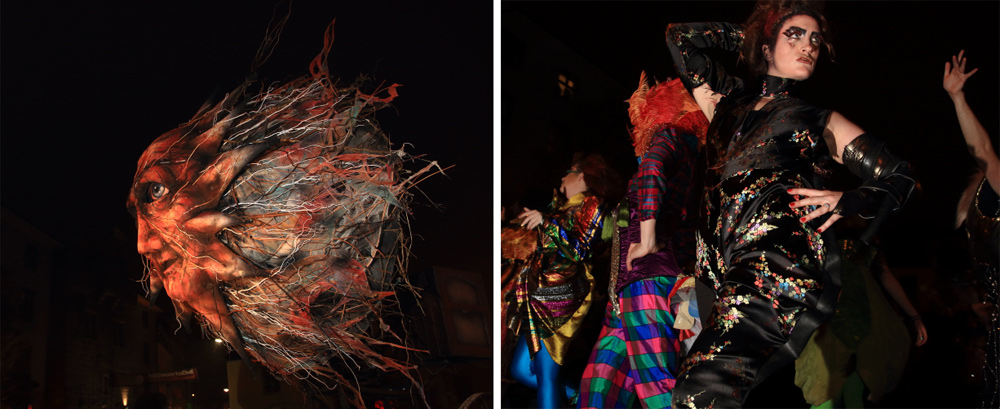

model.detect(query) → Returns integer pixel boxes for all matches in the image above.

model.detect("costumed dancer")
[501,153,618,408]
[576,75,708,409]
[945,50,1000,408]
[793,226,928,408]
[666,1,916,406]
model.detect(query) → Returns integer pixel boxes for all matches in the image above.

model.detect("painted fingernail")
[800,217,806,222]
[818,227,824,232]
[789,202,796,207]
[787,189,793,193]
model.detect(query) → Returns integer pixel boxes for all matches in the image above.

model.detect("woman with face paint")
[665,1,916,407]
[500,153,618,408]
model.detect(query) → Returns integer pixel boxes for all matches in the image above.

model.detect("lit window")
[558,73,575,97]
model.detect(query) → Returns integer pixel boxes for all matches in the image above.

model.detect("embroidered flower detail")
[791,129,813,145]
[760,76,796,98]
[713,304,746,334]
[679,340,732,375]
[739,221,778,245]
[778,308,803,336]
[677,392,716,409]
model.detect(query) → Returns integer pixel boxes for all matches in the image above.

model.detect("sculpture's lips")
[148,254,177,277]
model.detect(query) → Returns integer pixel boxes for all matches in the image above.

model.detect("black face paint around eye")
[783,26,807,40]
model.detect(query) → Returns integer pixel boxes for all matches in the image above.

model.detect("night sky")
[1,1,493,280]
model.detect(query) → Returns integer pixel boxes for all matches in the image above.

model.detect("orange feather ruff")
[627,73,709,157]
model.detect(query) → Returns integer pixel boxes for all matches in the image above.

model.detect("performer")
[578,75,709,409]
[794,230,927,409]
[501,153,617,408]
[666,1,916,406]
[946,50,1000,409]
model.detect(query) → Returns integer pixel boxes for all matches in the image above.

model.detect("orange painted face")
[124,22,431,404]
[125,75,422,395]
[127,104,267,358]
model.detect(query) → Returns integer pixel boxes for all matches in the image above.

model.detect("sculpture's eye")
[148,183,168,201]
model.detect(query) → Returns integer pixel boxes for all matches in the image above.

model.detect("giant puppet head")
[126,23,433,405]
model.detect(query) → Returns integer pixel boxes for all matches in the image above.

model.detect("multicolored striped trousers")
[579,276,680,408]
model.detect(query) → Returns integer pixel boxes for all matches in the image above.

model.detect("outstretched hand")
[787,188,844,233]
[518,208,544,230]
[943,49,978,98]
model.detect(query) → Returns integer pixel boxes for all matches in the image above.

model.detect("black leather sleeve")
[834,134,916,241]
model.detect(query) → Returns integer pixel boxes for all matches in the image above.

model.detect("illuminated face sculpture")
[127,108,265,362]
[127,36,424,405]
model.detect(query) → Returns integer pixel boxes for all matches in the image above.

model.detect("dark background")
[502,1,998,408]
[503,0,1000,258]
[2,0,493,277]
[2,0,492,407]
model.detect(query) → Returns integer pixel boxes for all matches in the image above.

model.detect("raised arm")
[944,50,1000,194]
[666,22,745,119]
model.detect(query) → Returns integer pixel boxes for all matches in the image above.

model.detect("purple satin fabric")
[614,192,683,295]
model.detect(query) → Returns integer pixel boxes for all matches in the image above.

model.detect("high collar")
[558,192,590,211]
[758,75,799,98]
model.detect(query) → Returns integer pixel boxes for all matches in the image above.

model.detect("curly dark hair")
[742,0,835,76]
[572,152,623,201]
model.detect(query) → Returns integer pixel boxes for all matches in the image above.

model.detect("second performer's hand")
[518,208,544,230]
[626,241,659,271]
[943,49,977,98]
[787,188,844,233]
